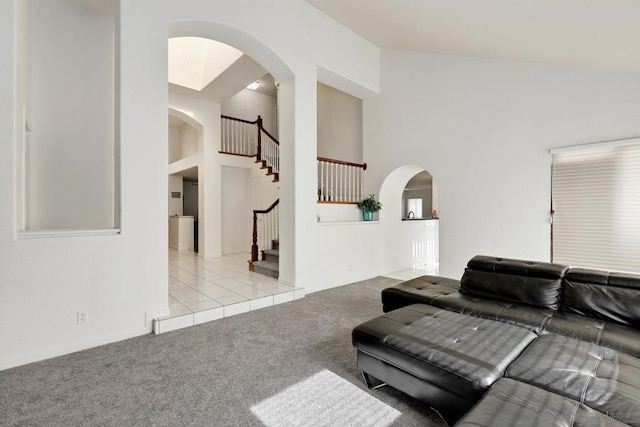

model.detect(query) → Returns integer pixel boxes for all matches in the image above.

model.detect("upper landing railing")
[221,115,366,203]
[221,115,279,178]
[317,157,367,204]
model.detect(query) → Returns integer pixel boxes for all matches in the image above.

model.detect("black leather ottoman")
[455,378,628,427]
[506,334,640,426]
[352,304,537,424]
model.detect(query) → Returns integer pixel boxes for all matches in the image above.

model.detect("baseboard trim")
[0,326,151,372]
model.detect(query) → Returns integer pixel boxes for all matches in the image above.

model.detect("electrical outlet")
[77,311,88,325]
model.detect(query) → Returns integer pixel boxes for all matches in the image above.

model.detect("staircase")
[251,239,279,279]
[220,115,279,183]
[220,115,280,279]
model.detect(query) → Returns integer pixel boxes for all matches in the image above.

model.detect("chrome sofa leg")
[361,371,387,390]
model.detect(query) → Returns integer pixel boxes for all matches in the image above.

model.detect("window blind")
[551,139,640,273]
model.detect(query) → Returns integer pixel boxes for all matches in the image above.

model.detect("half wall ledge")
[17,228,121,239]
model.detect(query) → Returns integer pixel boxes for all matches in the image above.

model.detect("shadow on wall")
[379,165,440,273]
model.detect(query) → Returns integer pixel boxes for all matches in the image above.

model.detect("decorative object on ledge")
[432,208,438,219]
[357,194,382,221]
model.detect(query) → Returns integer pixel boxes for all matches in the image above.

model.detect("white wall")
[168,124,182,163]
[249,169,279,211]
[181,124,199,158]
[28,0,115,230]
[221,166,250,254]
[366,50,640,279]
[222,88,277,135]
[317,82,363,163]
[387,220,439,270]
[15,0,30,230]
[1,0,169,370]
[169,122,199,163]
[168,175,183,216]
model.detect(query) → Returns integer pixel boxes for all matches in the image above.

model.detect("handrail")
[252,198,279,262]
[253,198,279,215]
[260,125,279,146]
[317,156,367,170]
[221,115,257,125]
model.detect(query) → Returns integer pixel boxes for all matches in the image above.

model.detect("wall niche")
[17,0,118,233]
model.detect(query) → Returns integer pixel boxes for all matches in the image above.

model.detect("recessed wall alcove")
[16,0,118,234]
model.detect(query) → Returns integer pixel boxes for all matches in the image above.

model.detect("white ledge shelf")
[317,220,379,226]
[17,228,121,239]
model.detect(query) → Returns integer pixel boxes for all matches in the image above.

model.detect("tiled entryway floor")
[384,262,440,281]
[154,249,304,334]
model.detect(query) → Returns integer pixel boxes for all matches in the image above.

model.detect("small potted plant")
[357,194,382,221]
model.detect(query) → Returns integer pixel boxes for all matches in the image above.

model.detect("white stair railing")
[260,129,280,174]
[252,199,279,262]
[317,157,366,203]
[221,115,258,156]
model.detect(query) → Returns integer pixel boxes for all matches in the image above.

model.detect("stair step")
[252,260,279,279]
[263,249,279,263]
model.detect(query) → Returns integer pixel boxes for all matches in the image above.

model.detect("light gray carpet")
[250,369,400,427]
[0,276,446,426]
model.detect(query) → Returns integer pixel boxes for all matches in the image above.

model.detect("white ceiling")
[168,37,244,91]
[307,0,640,73]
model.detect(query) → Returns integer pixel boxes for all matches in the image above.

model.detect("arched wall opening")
[379,165,440,274]
[165,20,295,282]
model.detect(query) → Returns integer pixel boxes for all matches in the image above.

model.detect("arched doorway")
[167,21,294,263]
[156,20,298,333]
[379,165,440,275]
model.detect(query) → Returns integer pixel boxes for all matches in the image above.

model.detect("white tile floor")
[156,251,438,334]
[154,249,305,334]
[383,262,440,281]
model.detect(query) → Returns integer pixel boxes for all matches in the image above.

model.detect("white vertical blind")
[551,140,640,273]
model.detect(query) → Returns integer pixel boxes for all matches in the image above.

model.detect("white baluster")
[322,161,326,201]
[329,163,333,201]
[222,119,226,151]
[230,120,233,152]
[352,166,356,202]
[224,119,229,152]
[242,123,246,155]
[318,161,322,201]
[347,166,353,202]
[340,164,345,202]
[336,164,340,202]
[350,166,354,202]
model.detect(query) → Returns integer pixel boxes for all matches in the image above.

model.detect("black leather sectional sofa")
[352,255,640,426]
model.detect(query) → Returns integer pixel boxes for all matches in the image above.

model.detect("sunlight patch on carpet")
[251,369,401,427]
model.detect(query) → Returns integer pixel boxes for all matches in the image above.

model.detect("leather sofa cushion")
[352,305,536,397]
[544,311,640,358]
[455,378,628,427]
[563,268,640,328]
[506,334,640,427]
[427,292,554,333]
[381,275,460,312]
[460,255,568,310]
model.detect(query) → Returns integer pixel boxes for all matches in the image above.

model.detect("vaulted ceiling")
[307,0,640,73]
